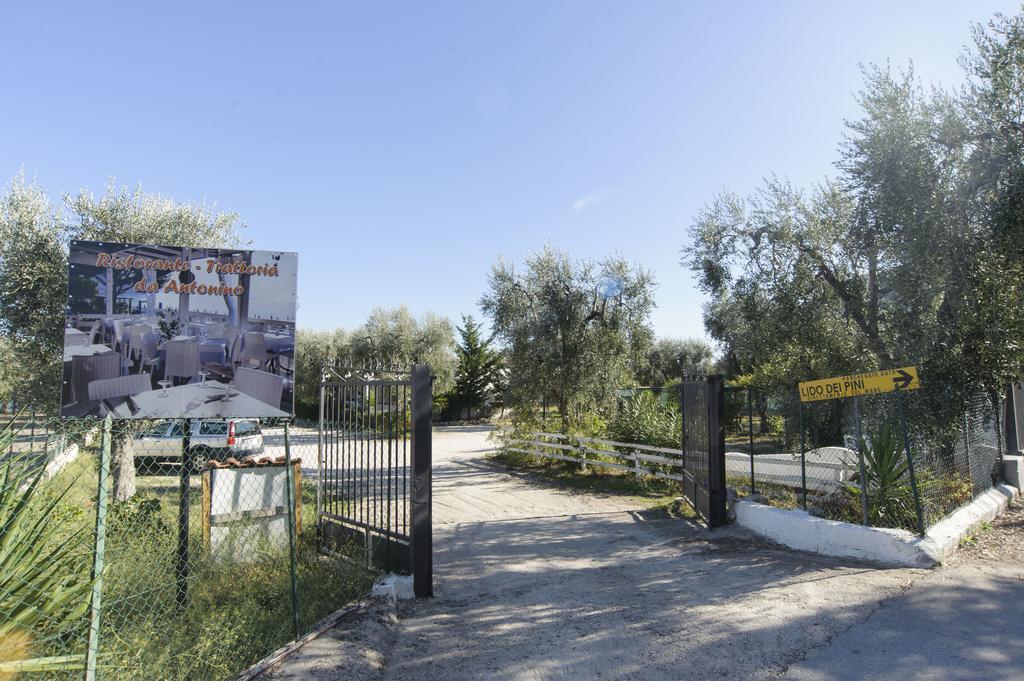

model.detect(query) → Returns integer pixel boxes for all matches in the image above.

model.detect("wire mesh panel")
[0,411,373,681]
[716,377,1011,534]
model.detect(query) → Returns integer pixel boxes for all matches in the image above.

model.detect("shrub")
[820,426,979,531]
[609,392,679,448]
[0,411,93,675]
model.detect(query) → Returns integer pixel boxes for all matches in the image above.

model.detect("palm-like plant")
[844,425,929,530]
[0,408,94,675]
[609,391,680,449]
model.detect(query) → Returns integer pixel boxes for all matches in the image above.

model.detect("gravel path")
[267,426,1022,680]
[268,425,930,681]
[780,501,1024,681]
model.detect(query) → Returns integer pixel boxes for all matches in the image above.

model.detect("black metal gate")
[317,364,433,597]
[680,374,728,528]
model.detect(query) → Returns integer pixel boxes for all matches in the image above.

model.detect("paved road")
[267,425,1022,681]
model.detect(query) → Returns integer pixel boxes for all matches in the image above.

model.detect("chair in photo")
[200,339,235,382]
[165,339,201,385]
[223,327,239,357]
[70,350,122,404]
[88,373,152,418]
[85,320,102,345]
[274,348,294,376]
[237,331,268,370]
[233,367,284,409]
[129,323,153,363]
[112,318,135,353]
[139,332,162,375]
[207,322,226,339]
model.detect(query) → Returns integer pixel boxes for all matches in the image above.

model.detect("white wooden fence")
[508,432,857,492]
[507,432,689,483]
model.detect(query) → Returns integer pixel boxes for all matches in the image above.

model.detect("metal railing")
[317,363,433,597]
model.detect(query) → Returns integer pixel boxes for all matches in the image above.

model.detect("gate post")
[706,374,728,528]
[410,364,433,597]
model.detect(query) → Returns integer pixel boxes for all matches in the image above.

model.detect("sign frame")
[798,366,920,403]
[61,239,298,420]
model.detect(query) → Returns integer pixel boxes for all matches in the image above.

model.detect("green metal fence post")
[996,392,1004,473]
[854,396,869,525]
[798,401,807,510]
[176,419,191,610]
[897,391,926,536]
[964,411,973,488]
[86,416,112,681]
[284,422,301,639]
[747,389,756,494]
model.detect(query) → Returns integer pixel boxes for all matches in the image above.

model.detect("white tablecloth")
[129,380,288,419]
[63,344,113,363]
[263,333,294,353]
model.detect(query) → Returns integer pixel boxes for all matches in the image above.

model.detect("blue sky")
[2,1,1018,342]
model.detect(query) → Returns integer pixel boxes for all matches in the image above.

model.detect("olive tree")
[481,245,656,433]
[349,306,457,394]
[294,328,352,419]
[684,9,1024,439]
[636,337,716,386]
[0,175,68,410]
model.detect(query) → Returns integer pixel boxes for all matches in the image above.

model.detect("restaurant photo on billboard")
[60,240,297,419]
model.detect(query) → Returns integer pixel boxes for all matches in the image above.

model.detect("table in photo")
[262,333,294,374]
[262,333,294,353]
[157,336,229,369]
[112,318,154,352]
[64,327,89,346]
[63,344,114,364]
[128,380,289,419]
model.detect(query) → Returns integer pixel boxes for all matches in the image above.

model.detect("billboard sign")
[61,240,297,419]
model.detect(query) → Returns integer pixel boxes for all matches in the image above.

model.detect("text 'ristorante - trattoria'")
[94,252,280,297]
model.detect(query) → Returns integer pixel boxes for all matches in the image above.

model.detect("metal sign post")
[85,416,112,681]
[897,391,926,535]
[853,397,869,526]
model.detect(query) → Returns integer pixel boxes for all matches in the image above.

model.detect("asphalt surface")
[266,425,1023,681]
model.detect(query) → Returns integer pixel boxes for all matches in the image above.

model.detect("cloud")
[571,187,606,212]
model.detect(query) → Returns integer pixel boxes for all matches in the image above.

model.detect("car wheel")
[189,448,211,473]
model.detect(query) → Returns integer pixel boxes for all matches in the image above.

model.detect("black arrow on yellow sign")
[892,369,914,390]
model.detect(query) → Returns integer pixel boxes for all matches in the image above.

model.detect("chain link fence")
[1,411,374,681]
[725,386,1007,533]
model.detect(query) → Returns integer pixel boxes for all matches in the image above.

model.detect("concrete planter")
[735,483,1020,567]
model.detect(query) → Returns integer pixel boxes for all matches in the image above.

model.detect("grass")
[490,447,699,520]
[724,432,788,456]
[727,474,802,510]
[29,448,374,681]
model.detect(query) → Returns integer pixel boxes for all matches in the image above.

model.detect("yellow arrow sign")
[798,366,920,403]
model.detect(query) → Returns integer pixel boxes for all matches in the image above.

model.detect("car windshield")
[143,422,168,437]
[235,421,259,436]
[199,421,228,436]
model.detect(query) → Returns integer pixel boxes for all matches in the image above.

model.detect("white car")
[133,419,264,473]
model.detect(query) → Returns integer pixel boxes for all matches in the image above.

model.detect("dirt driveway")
[266,425,1022,681]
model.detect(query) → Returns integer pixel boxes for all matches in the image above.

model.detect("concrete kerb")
[371,574,415,602]
[734,483,1020,567]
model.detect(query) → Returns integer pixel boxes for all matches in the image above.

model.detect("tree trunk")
[111,434,136,502]
[558,397,570,434]
[757,395,769,435]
